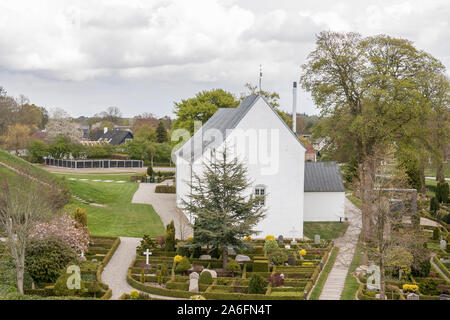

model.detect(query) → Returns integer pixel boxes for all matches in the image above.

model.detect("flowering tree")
[30,212,90,253]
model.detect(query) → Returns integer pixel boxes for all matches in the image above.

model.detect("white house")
[174,94,345,239]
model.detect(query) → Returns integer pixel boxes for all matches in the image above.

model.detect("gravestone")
[284,245,291,249]
[201,269,217,278]
[199,255,212,260]
[440,240,447,251]
[227,247,236,255]
[189,272,199,292]
[439,294,450,300]
[235,254,251,263]
[288,254,296,266]
[314,235,320,244]
[407,293,419,300]
[277,235,284,246]
[290,238,298,246]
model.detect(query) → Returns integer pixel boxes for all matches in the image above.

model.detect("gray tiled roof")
[304,161,345,192]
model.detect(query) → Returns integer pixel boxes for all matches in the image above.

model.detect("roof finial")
[259,64,262,93]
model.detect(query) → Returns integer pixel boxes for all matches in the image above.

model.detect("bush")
[147,166,154,176]
[433,228,440,241]
[253,260,269,272]
[411,259,431,278]
[175,257,191,274]
[226,259,241,276]
[73,208,87,227]
[268,273,285,287]
[155,185,176,193]
[430,197,440,214]
[264,239,279,253]
[248,274,267,294]
[54,270,86,296]
[136,235,156,253]
[269,250,288,266]
[437,182,449,203]
[165,221,176,252]
[199,271,213,285]
[25,237,77,284]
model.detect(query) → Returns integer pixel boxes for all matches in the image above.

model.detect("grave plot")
[125,236,333,300]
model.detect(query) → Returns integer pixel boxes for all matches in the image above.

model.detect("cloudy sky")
[0,0,449,118]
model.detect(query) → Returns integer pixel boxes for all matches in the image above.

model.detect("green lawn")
[346,195,362,209]
[309,247,339,300]
[424,163,450,179]
[303,222,349,240]
[63,177,165,238]
[340,241,364,300]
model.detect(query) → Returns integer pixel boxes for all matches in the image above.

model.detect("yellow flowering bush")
[265,235,275,241]
[299,249,307,256]
[402,284,419,293]
[174,255,183,263]
[244,236,252,241]
[302,262,314,266]
[130,290,139,300]
[187,236,193,242]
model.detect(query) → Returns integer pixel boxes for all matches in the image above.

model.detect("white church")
[174,93,345,239]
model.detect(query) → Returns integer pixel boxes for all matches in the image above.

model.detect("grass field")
[424,163,450,179]
[61,174,165,238]
[303,222,349,240]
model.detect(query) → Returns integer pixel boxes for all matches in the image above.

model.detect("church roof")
[176,94,305,162]
[304,161,346,192]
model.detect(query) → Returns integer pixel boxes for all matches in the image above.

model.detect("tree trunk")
[359,158,375,242]
[379,255,386,300]
[418,158,426,194]
[17,263,24,294]
[222,247,228,270]
[436,162,445,183]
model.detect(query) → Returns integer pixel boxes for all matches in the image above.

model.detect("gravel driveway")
[131,182,193,240]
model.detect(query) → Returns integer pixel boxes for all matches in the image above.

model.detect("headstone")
[440,240,447,251]
[199,255,212,260]
[189,272,199,292]
[189,264,204,273]
[143,249,152,265]
[439,294,450,300]
[288,254,296,266]
[277,235,284,246]
[284,245,291,249]
[314,235,320,244]
[407,293,419,300]
[235,254,251,263]
[91,258,98,262]
[201,269,217,278]
[227,247,236,255]
[290,239,298,246]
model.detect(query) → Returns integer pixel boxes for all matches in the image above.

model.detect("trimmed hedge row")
[155,185,176,193]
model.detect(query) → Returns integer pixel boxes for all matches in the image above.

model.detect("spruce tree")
[156,121,168,143]
[181,147,266,268]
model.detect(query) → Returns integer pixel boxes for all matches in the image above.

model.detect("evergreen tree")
[181,147,266,268]
[165,220,176,252]
[156,121,168,143]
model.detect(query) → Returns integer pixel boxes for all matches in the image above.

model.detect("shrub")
[25,237,77,284]
[253,260,269,272]
[248,274,267,294]
[156,235,166,248]
[268,273,285,287]
[174,255,183,263]
[402,284,418,293]
[242,264,247,279]
[147,166,154,177]
[136,235,156,253]
[433,228,440,241]
[199,271,213,285]
[264,239,279,253]
[165,221,176,252]
[175,257,191,274]
[72,208,87,227]
[269,250,288,266]
[265,235,275,241]
[160,263,169,277]
[54,270,86,296]
[140,269,145,283]
[155,185,176,193]
[437,182,449,203]
[299,249,307,256]
[226,259,241,276]
[430,197,440,214]
[130,290,140,300]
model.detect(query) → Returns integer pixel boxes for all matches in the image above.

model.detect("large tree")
[301,31,445,240]
[2,124,31,154]
[181,147,266,268]
[172,89,239,135]
[0,174,57,294]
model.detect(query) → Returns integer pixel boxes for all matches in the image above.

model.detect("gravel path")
[132,182,193,240]
[319,198,362,300]
[101,237,186,300]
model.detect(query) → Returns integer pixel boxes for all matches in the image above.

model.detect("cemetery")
[123,233,333,300]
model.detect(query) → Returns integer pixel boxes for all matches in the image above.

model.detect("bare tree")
[45,108,82,142]
[0,174,56,294]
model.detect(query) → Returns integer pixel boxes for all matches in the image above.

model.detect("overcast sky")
[0,0,449,118]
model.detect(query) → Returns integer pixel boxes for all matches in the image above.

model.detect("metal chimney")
[292,82,297,134]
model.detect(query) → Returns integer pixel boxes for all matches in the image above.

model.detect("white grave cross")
[143,249,152,265]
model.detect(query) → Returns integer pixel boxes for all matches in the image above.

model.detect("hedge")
[155,185,176,193]
[433,256,450,279]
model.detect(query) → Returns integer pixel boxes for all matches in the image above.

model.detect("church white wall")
[303,192,345,222]
[224,99,305,239]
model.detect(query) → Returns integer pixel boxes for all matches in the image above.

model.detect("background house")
[89,127,133,145]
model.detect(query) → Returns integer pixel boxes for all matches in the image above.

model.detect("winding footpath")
[319,198,362,300]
